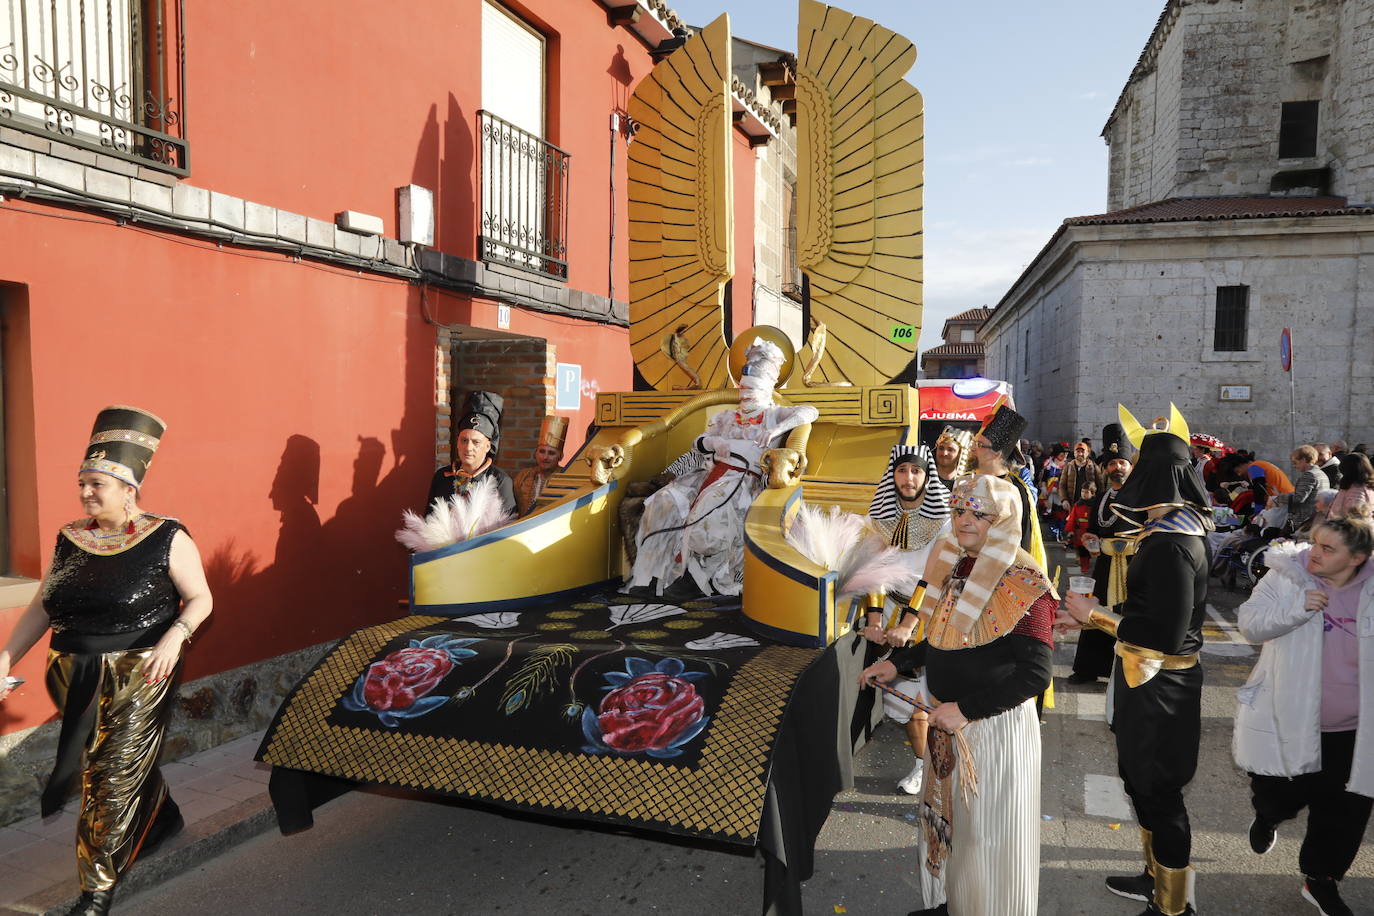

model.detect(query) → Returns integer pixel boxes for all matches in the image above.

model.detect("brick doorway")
[436,326,555,474]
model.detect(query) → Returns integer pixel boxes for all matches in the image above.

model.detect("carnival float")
[258,4,1009,911]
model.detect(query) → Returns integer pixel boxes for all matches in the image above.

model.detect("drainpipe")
[609,111,620,302]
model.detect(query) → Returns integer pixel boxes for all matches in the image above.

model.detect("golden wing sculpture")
[796,0,923,387]
[627,15,735,391]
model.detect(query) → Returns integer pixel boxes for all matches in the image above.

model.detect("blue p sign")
[556,363,582,410]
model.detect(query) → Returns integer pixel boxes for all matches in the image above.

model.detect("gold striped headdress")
[79,405,166,488]
[918,474,1023,637]
[935,426,975,477]
[539,416,569,451]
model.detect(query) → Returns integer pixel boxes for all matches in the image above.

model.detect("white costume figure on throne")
[628,338,818,596]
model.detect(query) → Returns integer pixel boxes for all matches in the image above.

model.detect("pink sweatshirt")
[1329,485,1374,518]
[1320,556,1374,732]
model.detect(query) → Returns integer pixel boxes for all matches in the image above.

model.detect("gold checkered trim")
[260,616,817,842]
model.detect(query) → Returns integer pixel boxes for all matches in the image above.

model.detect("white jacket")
[1232,542,1374,797]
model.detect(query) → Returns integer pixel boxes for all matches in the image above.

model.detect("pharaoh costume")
[42,407,186,902]
[1071,423,1136,683]
[513,415,569,516]
[1079,406,1210,916]
[427,391,517,517]
[866,444,953,603]
[889,476,1056,916]
[863,446,952,793]
[628,338,818,596]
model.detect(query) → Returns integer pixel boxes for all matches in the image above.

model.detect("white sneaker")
[897,759,925,795]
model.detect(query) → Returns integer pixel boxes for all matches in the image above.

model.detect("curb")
[7,792,277,916]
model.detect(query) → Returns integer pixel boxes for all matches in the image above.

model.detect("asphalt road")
[119,555,1373,916]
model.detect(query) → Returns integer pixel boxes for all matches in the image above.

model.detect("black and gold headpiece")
[80,405,166,488]
[977,403,1028,456]
[1098,422,1133,467]
[457,391,504,455]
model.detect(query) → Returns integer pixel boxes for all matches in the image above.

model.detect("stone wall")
[752,283,803,346]
[1106,0,1374,209]
[984,217,1374,458]
[0,641,331,827]
[983,252,1084,442]
[1110,21,1184,210]
[448,336,556,475]
[1174,0,1286,200]
[1329,0,1374,204]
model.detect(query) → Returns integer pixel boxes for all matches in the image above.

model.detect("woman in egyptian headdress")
[0,406,212,916]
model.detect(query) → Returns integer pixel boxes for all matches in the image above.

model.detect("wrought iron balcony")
[0,0,188,175]
[478,109,569,281]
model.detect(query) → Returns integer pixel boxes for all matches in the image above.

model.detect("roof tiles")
[921,342,985,358]
[1066,196,1371,226]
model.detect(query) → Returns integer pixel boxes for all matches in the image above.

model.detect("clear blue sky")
[668,0,1166,351]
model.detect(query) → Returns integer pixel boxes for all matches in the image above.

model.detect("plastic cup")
[1069,576,1095,596]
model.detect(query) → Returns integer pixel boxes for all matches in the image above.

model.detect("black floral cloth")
[258,593,820,843]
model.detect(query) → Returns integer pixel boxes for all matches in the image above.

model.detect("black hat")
[1098,423,1132,467]
[1112,431,1208,517]
[456,391,504,454]
[977,404,1028,456]
[79,405,166,488]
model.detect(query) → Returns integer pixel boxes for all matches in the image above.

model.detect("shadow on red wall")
[185,288,444,684]
[414,96,477,259]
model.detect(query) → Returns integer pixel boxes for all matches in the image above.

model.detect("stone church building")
[982,0,1374,460]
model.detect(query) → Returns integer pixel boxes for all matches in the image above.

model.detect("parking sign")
[556,363,581,410]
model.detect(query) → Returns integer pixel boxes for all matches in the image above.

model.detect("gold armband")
[1087,608,1122,637]
[905,582,927,611]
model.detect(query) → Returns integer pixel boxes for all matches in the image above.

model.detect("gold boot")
[1150,862,1195,915]
[1105,828,1155,901]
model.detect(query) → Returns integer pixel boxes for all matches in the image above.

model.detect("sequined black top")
[43,519,185,636]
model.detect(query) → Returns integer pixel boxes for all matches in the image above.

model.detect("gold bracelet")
[1086,608,1122,638]
[172,619,194,644]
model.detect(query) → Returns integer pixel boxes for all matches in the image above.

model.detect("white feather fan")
[395,477,514,552]
[785,503,920,599]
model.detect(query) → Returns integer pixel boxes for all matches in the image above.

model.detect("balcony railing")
[478,109,569,281]
[0,0,188,175]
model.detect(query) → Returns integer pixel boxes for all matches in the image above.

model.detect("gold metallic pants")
[46,646,177,891]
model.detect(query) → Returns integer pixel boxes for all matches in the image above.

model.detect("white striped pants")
[917,698,1041,916]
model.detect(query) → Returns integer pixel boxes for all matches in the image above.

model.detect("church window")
[1214,286,1249,352]
[1278,101,1319,159]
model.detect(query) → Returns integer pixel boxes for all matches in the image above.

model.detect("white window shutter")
[481,1,544,137]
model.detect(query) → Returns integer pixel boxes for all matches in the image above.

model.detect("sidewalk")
[0,730,276,916]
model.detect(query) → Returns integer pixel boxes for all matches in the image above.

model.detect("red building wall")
[0,200,632,735]
[184,0,645,298]
[0,3,757,739]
